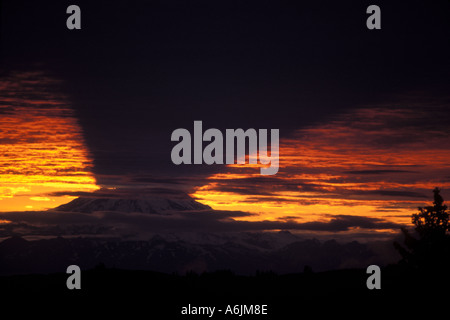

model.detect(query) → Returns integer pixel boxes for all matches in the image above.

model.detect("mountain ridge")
[0,233,397,276]
[53,194,211,214]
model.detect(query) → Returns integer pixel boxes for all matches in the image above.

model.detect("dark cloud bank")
[0,208,402,238]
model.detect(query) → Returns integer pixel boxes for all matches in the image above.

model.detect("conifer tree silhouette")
[394,188,450,269]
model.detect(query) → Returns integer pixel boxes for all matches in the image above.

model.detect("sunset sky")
[0,0,449,240]
[193,98,450,225]
[0,71,99,211]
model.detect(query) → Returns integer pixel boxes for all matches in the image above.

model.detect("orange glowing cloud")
[0,71,99,211]
[192,100,450,228]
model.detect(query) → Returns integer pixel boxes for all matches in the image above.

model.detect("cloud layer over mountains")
[0,191,402,241]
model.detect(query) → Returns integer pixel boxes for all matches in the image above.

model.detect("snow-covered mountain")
[53,194,211,213]
[158,230,302,251]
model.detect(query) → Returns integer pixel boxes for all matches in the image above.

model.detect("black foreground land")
[0,265,447,318]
